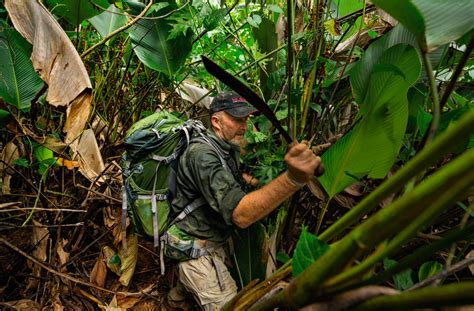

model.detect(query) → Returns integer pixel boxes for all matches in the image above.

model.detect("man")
[165,91,321,310]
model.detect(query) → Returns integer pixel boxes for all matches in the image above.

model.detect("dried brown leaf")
[118,234,138,286]
[344,182,364,197]
[0,142,20,194]
[116,296,142,309]
[100,295,127,311]
[27,220,49,290]
[0,142,20,174]
[74,287,103,305]
[64,92,93,143]
[0,299,41,310]
[276,14,286,44]
[308,178,326,201]
[177,81,213,109]
[90,251,107,287]
[130,299,158,310]
[5,0,92,143]
[53,301,65,311]
[56,239,70,273]
[74,129,105,182]
[31,220,49,263]
[334,26,386,54]
[295,0,305,35]
[333,193,357,208]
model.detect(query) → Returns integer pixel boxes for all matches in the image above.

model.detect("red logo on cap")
[231,97,246,103]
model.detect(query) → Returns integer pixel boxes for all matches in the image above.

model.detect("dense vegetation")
[0,0,473,309]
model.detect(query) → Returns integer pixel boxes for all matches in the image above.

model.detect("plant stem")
[358,222,474,288]
[319,109,474,243]
[410,256,474,291]
[326,0,366,109]
[287,0,295,140]
[422,50,440,145]
[81,1,153,58]
[352,282,474,311]
[252,147,474,310]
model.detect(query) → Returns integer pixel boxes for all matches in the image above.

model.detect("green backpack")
[121,111,227,248]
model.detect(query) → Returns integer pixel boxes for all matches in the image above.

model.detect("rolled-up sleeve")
[186,145,246,226]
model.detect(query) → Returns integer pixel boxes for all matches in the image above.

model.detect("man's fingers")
[287,142,310,156]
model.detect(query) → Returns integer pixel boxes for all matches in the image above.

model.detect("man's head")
[209,91,257,118]
[209,91,256,143]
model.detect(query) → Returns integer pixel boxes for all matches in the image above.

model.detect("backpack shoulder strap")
[190,134,229,167]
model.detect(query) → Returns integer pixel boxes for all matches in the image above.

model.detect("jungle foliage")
[0,0,473,309]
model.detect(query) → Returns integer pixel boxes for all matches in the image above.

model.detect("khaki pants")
[168,247,237,310]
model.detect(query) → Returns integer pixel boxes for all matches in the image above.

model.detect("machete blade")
[201,55,325,177]
[201,55,293,144]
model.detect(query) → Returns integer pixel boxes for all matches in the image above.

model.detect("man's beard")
[229,134,244,146]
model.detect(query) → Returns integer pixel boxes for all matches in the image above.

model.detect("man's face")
[212,112,249,144]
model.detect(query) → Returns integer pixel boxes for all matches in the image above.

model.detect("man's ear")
[211,114,221,131]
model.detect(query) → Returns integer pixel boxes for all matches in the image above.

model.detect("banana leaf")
[320,44,421,198]
[371,0,474,52]
[0,27,43,110]
[89,4,127,40]
[46,0,109,27]
[128,8,193,76]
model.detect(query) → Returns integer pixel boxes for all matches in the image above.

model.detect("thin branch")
[409,256,474,291]
[60,225,115,269]
[81,0,154,58]
[0,207,86,213]
[0,202,22,209]
[0,237,146,296]
[75,184,121,203]
[421,51,441,145]
[192,0,239,44]
[439,34,474,110]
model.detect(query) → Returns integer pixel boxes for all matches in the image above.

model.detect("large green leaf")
[47,0,109,26]
[89,4,127,39]
[331,0,364,18]
[320,44,421,198]
[292,226,330,277]
[0,28,43,110]
[231,222,267,288]
[350,25,418,104]
[128,14,193,76]
[371,0,474,52]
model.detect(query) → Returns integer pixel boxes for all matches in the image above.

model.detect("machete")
[201,55,325,177]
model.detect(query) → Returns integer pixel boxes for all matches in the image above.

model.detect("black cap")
[209,91,257,118]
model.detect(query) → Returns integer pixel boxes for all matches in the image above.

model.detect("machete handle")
[315,163,325,177]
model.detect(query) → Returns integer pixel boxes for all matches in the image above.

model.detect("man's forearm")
[231,171,302,228]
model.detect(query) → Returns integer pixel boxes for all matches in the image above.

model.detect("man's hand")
[285,142,322,185]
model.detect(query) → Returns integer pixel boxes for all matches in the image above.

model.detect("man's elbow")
[231,211,252,229]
